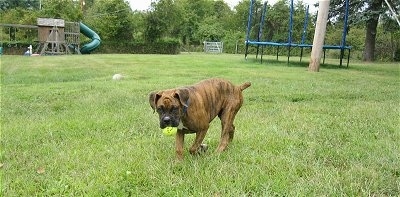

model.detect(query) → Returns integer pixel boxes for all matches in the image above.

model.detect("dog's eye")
[171,107,179,113]
[156,107,163,113]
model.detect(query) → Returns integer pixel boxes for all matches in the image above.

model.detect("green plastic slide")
[80,22,101,54]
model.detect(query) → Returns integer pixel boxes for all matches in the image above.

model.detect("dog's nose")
[162,116,171,124]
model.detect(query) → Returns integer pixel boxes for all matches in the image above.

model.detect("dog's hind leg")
[229,124,236,142]
[216,108,239,152]
[217,93,244,153]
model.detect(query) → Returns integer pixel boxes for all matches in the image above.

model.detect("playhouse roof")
[37,18,65,27]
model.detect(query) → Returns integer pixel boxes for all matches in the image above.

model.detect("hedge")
[0,42,38,55]
[93,40,181,54]
[0,39,181,55]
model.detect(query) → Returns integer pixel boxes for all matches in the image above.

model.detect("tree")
[144,0,182,42]
[380,3,400,61]
[0,0,39,11]
[41,0,83,21]
[177,0,213,45]
[267,1,291,42]
[329,0,400,61]
[362,0,384,61]
[84,0,133,42]
[232,0,257,33]
[195,16,225,41]
[0,8,39,42]
[195,1,232,42]
[211,0,233,31]
[131,11,146,42]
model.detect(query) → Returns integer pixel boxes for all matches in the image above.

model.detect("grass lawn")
[1,53,399,196]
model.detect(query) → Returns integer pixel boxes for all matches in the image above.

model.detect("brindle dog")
[149,78,251,160]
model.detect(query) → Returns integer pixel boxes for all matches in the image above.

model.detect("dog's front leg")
[175,130,185,161]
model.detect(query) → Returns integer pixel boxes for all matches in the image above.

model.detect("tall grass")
[1,54,399,196]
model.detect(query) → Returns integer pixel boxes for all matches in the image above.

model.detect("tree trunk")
[309,0,330,72]
[363,0,383,62]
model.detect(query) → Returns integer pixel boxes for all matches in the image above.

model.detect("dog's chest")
[178,120,188,130]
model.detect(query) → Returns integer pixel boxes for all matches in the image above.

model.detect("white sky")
[127,0,319,12]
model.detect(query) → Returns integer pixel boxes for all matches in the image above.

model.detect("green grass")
[1,53,399,196]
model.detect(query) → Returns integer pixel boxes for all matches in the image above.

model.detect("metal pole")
[245,0,254,60]
[301,5,310,45]
[339,0,350,66]
[287,0,294,63]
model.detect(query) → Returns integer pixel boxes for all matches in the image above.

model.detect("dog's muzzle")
[160,115,180,129]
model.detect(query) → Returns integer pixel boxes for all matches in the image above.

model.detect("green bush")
[0,40,181,55]
[394,48,400,61]
[94,39,180,54]
[0,41,38,55]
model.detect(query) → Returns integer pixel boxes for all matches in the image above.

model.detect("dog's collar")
[182,99,190,114]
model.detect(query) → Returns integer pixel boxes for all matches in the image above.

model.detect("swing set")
[244,0,352,67]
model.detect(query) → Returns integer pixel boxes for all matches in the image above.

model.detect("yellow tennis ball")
[162,127,177,136]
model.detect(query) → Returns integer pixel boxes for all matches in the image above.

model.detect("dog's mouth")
[160,122,179,129]
[160,115,180,129]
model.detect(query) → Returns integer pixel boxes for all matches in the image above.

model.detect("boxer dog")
[149,78,251,160]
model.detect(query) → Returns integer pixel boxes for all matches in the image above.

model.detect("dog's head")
[149,88,190,129]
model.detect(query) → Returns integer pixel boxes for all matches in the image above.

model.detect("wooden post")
[309,0,330,72]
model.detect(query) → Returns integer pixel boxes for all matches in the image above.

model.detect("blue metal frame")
[301,5,309,45]
[244,0,254,57]
[245,0,352,67]
[257,2,268,60]
[245,2,253,42]
[258,2,267,42]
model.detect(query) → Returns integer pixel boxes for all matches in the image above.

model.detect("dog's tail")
[239,82,251,91]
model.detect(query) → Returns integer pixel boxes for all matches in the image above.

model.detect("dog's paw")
[189,144,208,155]
[199,144,208,153]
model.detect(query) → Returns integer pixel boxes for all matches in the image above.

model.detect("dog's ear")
[149,91,162,112]
[174,88,190,108]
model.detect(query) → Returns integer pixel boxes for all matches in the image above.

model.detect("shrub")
[94,39,180,54]
[0,41,38,55]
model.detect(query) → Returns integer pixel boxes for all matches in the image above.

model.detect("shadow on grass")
[247,57,349,70]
